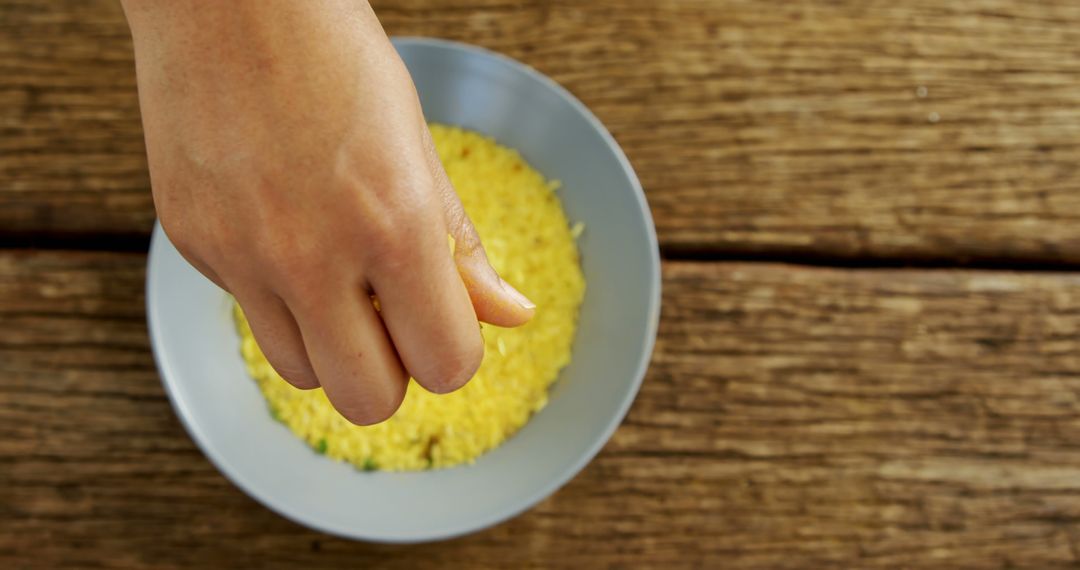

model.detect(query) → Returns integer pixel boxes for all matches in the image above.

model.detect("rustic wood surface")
[2,252,1080,568]
[3,0,1080,261]
[5,0,1080,568]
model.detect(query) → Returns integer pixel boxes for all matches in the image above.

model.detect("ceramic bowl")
[146,37,661,542]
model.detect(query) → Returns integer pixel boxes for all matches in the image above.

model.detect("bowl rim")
[146,36,662,543]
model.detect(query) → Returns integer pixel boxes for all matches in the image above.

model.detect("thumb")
[422,127,535,327]
[449,207,535,328]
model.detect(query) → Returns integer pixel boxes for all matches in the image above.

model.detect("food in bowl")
[233,124,586,471]
[147,38,658,541]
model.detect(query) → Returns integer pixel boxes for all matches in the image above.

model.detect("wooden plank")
[5,251,1080,567]
[3,1,1080,261]
[0,0,152,236]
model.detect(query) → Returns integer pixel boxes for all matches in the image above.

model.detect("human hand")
[123,0,534,424]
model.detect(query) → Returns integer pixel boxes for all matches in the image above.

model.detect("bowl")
[146,37,661,542]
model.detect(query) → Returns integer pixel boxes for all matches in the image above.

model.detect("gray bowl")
[146,37,661,542]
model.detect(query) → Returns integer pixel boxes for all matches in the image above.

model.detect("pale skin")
[121,0,535,425]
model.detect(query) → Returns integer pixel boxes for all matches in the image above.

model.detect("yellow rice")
[233,124,586,471]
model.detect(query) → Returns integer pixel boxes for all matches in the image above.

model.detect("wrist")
[122,0,376,46]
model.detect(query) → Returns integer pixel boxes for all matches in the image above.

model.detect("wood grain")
[3,1,1080,262]
[5,251,1080,568]
[0,0,151,237]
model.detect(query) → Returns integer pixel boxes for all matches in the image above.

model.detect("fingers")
[233,287,319,390]
[288,280,409,426]
[369,224,484,395]
[421,128,536,327]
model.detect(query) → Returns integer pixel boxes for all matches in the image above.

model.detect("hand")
[123,0,534,424]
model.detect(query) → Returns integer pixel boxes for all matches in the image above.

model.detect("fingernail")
[500,277,535,309]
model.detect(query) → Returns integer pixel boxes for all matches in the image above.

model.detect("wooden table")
[4,1,1080,567]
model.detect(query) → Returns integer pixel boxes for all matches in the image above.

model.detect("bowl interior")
[147,37,660,542]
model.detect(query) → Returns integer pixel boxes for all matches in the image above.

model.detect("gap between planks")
[2,234,1080,274]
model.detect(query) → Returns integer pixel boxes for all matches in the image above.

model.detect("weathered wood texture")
[0,0,149,237]
[5,251,1080,568]
[4,1,1080,261]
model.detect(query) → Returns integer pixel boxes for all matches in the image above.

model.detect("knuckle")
[263,246,309,280]
[383,197,439,239]
[366,241,418,277]
[349,172,430,229]
[256,240,333,301]
[363,211,444,272]
[449,215,485,259]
